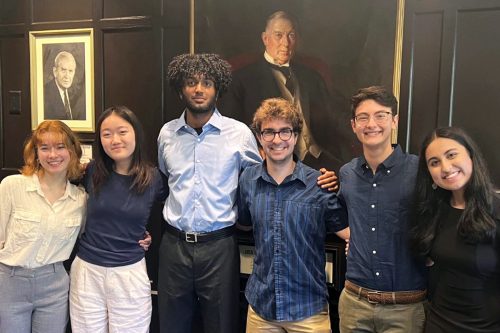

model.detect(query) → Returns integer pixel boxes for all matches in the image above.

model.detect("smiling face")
[351,99,398,151]
[37,133,70,177]
[180,75,217,114]
[262,17,298,65]
[100,113,136,171]
[258,118,297,166]
[425,137,473,197]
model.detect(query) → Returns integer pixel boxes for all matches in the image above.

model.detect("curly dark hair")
[166,53,232,98]
[410,126,496,256]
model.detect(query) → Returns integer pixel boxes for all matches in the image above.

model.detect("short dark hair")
[252,98,303,134]
[265,11,300,35]
[350,86,398,118]
[93,106,153,195]
[166,53,232,98]
[410,126,496,256]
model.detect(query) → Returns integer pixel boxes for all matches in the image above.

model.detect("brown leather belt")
[345,280,427,305]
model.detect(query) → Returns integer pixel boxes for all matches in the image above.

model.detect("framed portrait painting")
[29,28,94,132]
[193,0,404,172]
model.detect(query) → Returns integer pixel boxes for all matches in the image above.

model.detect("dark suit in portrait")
[44,79,85,120]
[218,56,343,171]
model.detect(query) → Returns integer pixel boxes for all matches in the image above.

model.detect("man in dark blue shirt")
[337,86,427,332]
[238,98,349,332]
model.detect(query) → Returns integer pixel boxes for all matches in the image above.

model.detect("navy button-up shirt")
[238,158,348,321]
[338,145,426,292]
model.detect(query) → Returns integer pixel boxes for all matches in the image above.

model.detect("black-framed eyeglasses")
[260,128,294,142]
[353,111,392,126]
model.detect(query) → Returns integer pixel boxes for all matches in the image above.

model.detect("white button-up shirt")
[157,109,262,233]
[0,174,87,268]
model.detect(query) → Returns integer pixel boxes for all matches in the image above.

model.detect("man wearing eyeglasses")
[237,98,349,332]
[337,86,427,332]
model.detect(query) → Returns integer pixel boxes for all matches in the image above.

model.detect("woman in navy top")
[69,106,168,332]
[411,126,500,332]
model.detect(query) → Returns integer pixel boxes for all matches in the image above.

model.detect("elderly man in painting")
[218,10,343,172]
[44,51,85,121]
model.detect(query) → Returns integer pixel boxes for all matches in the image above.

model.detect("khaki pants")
[338,288,426,333]
[246,304,331,333]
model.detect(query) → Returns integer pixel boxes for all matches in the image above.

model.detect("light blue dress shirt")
[157,109,262,233]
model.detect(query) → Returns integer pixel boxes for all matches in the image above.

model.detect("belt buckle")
[185,232,198,243]
[367,291,381,304]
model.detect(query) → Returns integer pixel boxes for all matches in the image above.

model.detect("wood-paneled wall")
[399,0,500,187]
[0,0,189,180]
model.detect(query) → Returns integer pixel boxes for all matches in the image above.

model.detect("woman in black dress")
[411,126,500,333]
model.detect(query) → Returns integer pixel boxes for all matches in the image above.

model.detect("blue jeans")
[0,262,69,333]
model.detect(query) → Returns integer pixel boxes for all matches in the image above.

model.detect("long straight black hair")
[92,106,153,195]
[410,126,496,256]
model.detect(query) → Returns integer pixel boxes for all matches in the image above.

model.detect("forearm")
[334,227,350,240]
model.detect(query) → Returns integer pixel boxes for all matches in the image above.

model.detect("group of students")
[0,51,498,333]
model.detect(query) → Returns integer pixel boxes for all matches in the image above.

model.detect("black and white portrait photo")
[43,44,86,121]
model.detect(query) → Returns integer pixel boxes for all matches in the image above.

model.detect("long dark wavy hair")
[92,106,153,195]
[410,126,496,256]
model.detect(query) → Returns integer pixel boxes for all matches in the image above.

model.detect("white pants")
[69,256,152,333]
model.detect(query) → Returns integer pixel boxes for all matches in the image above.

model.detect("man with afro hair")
[157,53,261,333]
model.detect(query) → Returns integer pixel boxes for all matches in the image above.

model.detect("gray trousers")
[0,262,69,333]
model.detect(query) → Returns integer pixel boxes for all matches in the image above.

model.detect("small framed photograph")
[80,140,93,165]
[29,28,94,132]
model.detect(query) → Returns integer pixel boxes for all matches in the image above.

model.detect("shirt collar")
[26,173,78,201]
[358,144,404,173]
[173,108,223,132]
[264,52,290,67]
[252,155,307,186]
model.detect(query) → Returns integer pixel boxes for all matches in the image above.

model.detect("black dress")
[425,202,500,333]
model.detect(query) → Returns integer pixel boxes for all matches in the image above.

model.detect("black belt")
[165,223,235,243]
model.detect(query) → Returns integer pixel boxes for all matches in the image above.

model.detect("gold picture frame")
[29,28,94,132]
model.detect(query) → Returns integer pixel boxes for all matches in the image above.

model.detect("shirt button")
[197,222,201,226]
[387,170,391,174]
[376,272,380,276]
[196,180,201,185]
[372,250,377,254]
[371,204,375,209]
[197,138,200,142]
[196,159,200,163]
[373,183,377,187]
[196,201,200,206]
[372,227,376,231]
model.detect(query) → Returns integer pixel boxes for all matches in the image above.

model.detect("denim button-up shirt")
[238,158,348,321]
[338,145,426,292]
[158,109,262,232]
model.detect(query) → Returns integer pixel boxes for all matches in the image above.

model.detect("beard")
[182,93,217,115]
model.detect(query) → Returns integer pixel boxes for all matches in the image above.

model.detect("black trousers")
[158,230,240,333]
